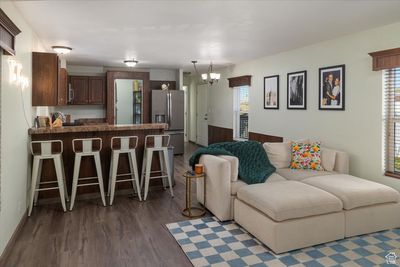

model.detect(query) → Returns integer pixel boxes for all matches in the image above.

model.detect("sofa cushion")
[231,180,247,196]
[231,173,287,196]
[303,174,400,210]
[276,168,334,181]
[263,142,291,169]
[237,181,343,222]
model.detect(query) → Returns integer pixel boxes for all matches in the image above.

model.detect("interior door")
[115,79,134,124]
[196,84,208,146]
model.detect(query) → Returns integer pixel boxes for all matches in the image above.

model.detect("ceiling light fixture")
[192,60,220,85]
[51,46,72,55]
[124,59,138,67]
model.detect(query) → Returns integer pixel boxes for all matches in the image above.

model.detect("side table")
[182,171,206,218]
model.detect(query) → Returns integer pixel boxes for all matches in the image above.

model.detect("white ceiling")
[12,0,400,71]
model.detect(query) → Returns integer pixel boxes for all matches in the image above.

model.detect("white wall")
[0,2,45,256]
[188,75,198,142]
[208,22,400,191]
[149,68,178,81]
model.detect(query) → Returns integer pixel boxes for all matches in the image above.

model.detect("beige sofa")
[196,144,400,253]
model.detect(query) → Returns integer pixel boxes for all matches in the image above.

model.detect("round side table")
[182,171,206,218]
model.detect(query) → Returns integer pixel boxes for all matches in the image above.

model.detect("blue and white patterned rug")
[166,217,400,267]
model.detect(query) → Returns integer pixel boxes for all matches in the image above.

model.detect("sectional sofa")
[196,143,400,253]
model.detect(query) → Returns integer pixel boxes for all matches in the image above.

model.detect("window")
[233,86,249,140]
[383,67,400,176]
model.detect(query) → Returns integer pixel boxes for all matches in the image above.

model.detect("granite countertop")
[28,123,168,135]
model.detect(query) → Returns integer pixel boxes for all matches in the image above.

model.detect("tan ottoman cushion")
[303,174,400,210]
[237,181,343,222]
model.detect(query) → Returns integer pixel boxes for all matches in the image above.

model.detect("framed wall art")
[264,75,279,109]
[319,64,345,110]
[287,70,307,110]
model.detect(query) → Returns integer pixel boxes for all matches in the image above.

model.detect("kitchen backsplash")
[48,105,106,122]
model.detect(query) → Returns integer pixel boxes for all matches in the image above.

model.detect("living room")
[0,1,400,266]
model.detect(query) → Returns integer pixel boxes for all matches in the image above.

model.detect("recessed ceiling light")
[124,59,138,67]
[52,46,72,55]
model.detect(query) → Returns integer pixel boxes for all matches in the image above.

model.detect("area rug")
[166,217,400,267]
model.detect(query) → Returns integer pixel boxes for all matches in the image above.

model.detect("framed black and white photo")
[287,71,307,109]
[319,65,345,110]
[264,75,279,109]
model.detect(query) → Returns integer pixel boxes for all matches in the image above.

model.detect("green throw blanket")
[189,141,276,184]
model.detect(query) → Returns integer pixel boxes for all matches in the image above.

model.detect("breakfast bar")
[28,123,167,199]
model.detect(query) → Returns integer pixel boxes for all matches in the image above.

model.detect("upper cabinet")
[32,52,62,106]
[69,75,106,105]
[57,68,68,105]
[32,51,106,106]
[89,77,106,104]
[69,76,89,104]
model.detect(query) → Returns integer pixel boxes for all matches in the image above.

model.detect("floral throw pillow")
[290,142,323,170]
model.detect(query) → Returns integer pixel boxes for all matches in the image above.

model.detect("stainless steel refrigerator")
[151,90,184,154]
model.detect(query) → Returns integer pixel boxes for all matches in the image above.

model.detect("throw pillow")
[290,142,323,170]
[263,142,291,168]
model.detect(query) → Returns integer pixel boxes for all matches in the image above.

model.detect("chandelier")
[191,61,220,85]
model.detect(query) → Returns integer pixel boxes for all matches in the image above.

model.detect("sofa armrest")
[197,155,233,221]
[323,147,349,174]
[219,155,239,182]
[334,150,349,174]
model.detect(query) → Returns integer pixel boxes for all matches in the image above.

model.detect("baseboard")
[0,209,28,265]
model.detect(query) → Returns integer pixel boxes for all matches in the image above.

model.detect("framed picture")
[287,70,307,109]
[37,116,51,128]
[319,64,345,110]
[264,75,279,109]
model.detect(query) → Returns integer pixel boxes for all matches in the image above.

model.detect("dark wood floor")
[1,142,201,267]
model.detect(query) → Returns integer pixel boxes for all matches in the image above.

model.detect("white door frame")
[183,86,188,142]
[196,83,208,146]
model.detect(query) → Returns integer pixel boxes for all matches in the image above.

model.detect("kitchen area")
[29,51,186,204]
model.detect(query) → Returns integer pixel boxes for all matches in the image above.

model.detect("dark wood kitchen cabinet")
[32,52,68,106]
[69,75,106,105]
[57,68,68,105]
[69,76,89,104]
[89,77,106,104]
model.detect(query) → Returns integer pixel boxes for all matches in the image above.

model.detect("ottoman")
[234,181,345,253]
[303,174,400,236]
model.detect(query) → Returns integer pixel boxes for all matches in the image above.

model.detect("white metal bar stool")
[140,134,174,200]
[108,136,142,205]
[29,140,68,216]
[70,138,106,210]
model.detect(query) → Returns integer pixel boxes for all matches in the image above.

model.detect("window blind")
[384,67,400,176]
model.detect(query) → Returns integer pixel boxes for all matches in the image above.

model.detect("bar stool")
[70,138,106,210]
[140,134,174,200]
[108,136,142,205]
[28,140,68,216]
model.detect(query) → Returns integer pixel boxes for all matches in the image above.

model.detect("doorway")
[196,84,208,146]
[183,86,188,142]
